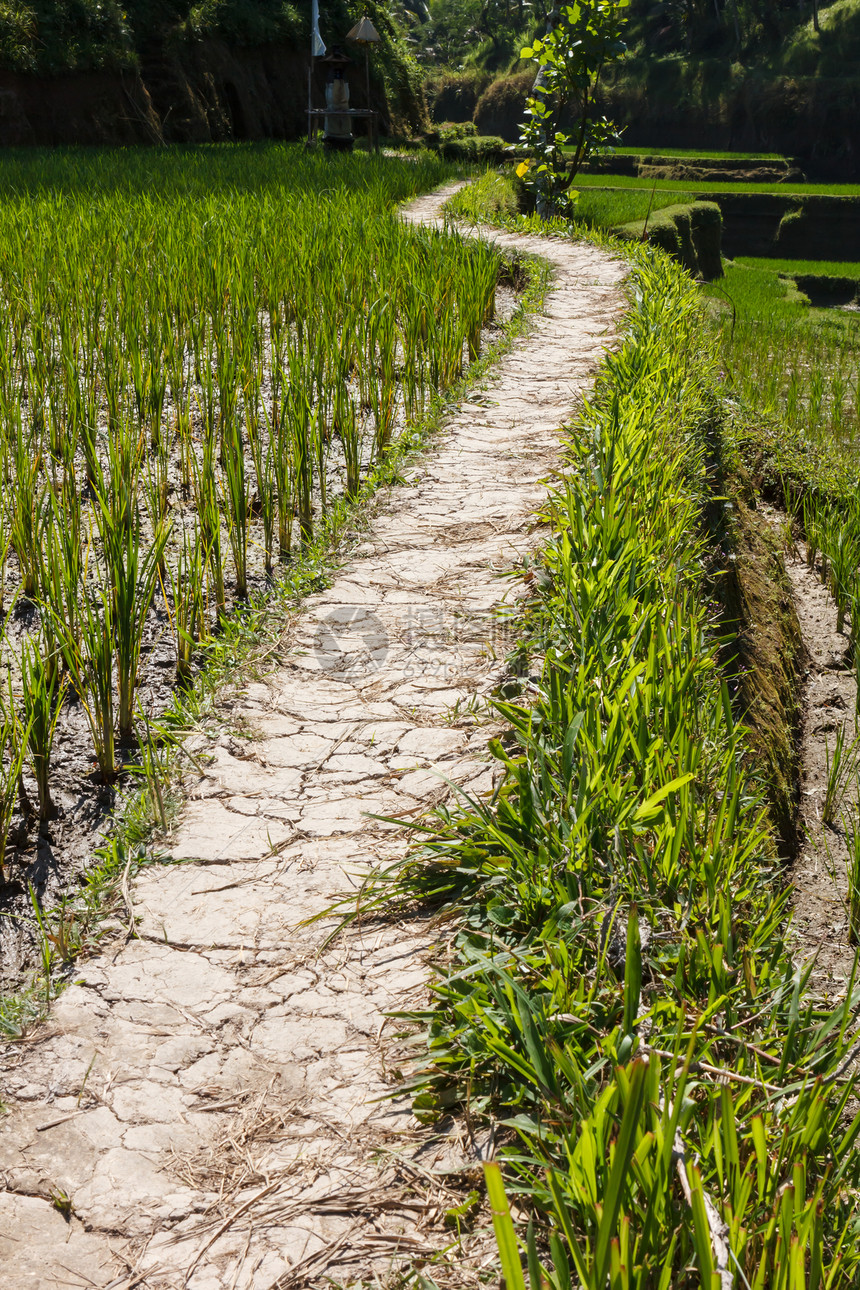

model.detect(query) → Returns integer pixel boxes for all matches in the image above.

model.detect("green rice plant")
[286,363,314,548]
[367,297,398,460]
[803,493,824,573]
[247,403,276,578]
[7,409,44,600]
[335,380,362,501]
[130,712,169,833]
[95,490,170,741]
[460,240,498,361]
[104,420,145,537]
[28,885,55,1003]
[19,637,65,824]
[219,414,248,598]
[38,480,86,676]
[0,695,28,883]
[53,586,116,781]
[823,724,859,826]
[192,444,226,620]
[27,886,85,1002]
[101,340,127,438]
[0,498,11,619]
[0,146,523,891]
[818,505,860,634]
[844,801,860,947]
[163,521,205,686]
[79,407,102,493]
[272,384,295,564]
[142,432,170,530]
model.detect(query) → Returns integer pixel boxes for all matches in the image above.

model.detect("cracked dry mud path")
[0,186,625,1290]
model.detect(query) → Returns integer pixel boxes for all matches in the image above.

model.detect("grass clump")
[737,256,860,279]
[447,168,695,229]
[367,233,860,1284]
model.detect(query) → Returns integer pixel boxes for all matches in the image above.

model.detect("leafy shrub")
[424,68,491,123]
[0,2,35,68]
[473,71,533,142]
[436,119,477,140]
[185,0,301,45]
[438,133,508,161]
[0,0,131,72]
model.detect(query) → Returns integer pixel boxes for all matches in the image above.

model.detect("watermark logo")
[311,602,507,683]
[313,605,390,676]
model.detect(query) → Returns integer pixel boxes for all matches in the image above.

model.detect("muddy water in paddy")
[0,189,625,1289]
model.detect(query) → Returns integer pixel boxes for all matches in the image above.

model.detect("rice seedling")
[55,587,117,782]
[0,696,28,883]
[287,371,315,549]
[94,483,171,741]
[844,800,860,946]
[162,521,205,687]
[367,297,397,459]
[823,724,859,826]
[335,381,362,501]
[245,403,276,580]
[705,259,860,481]
[131,713,170,833]
[38,482,86,676]
[19,638,65,824]
[193,444,227,622]
[8,411,44,601]
[220,414,249,598]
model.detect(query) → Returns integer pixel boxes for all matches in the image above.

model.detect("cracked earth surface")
[0,186,625,1290]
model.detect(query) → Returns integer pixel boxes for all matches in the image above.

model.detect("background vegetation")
[0,0,412,89]
[421,0,860,172]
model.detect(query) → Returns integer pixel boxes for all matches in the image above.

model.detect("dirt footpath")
[0,187,625,1290]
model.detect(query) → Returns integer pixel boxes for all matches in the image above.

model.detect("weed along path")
[0,188,624,1290]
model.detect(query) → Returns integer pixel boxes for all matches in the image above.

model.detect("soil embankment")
[0,36,423,146]
[0,188,624,1289]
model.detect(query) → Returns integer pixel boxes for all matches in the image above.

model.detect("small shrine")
[305,14,381,151]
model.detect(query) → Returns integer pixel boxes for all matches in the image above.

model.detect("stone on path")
[0,185,624,1290]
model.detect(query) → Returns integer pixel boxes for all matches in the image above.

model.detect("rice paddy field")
[0,143,523,983]
[705,256,860,489]
[590,146,788,161]
[736,256,860,278]
[570,172,860,197]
